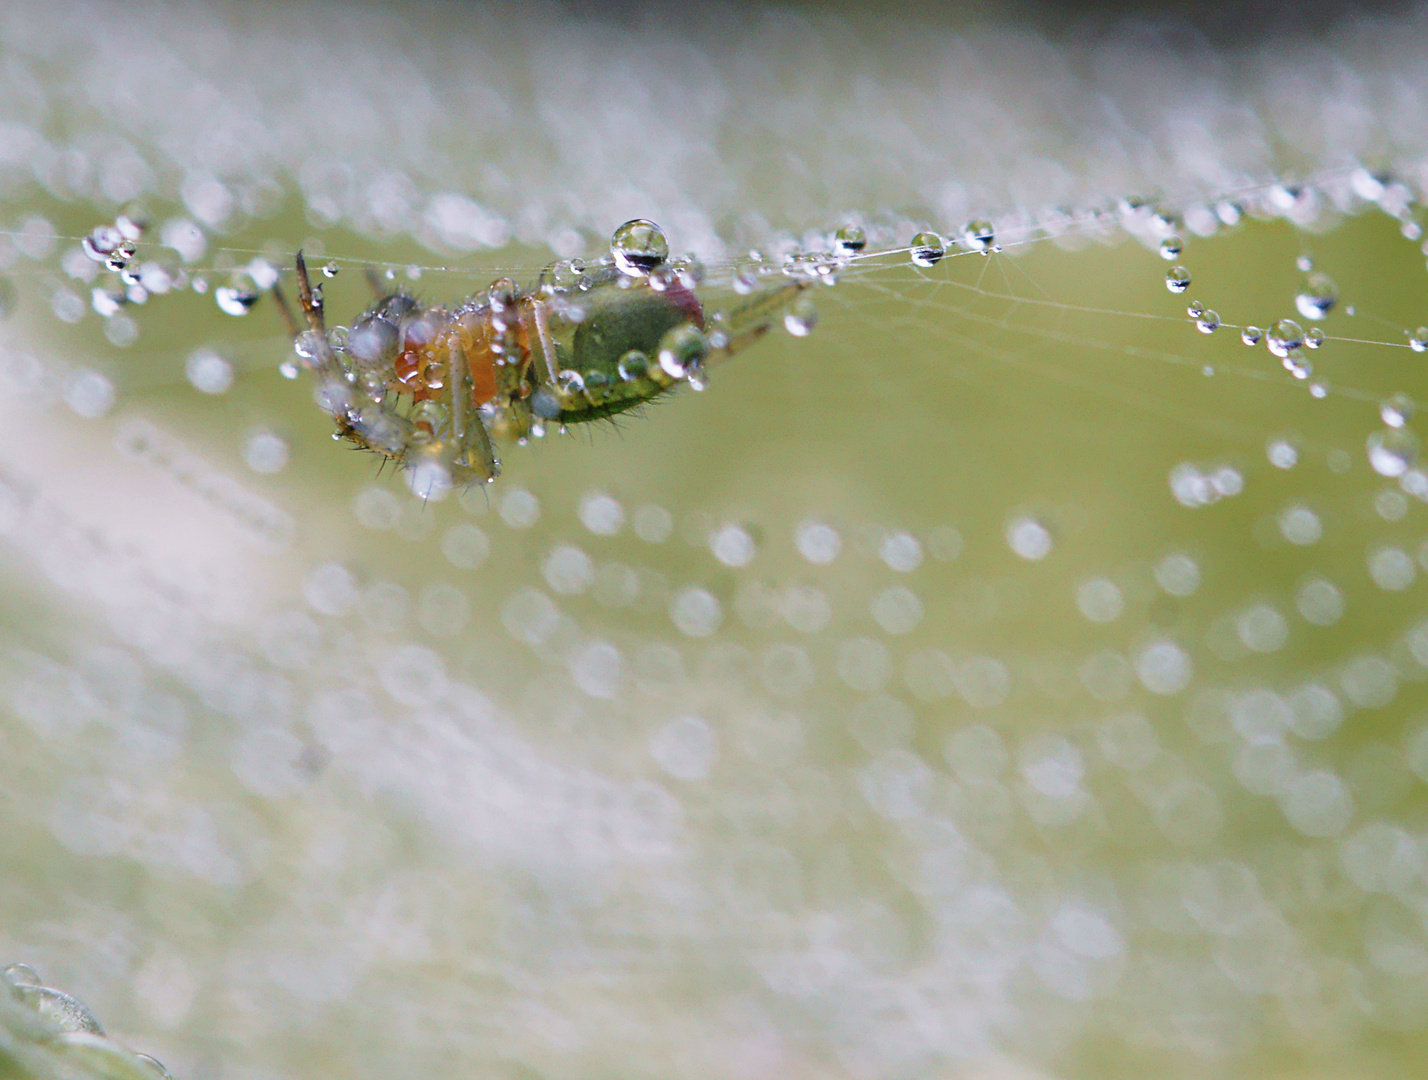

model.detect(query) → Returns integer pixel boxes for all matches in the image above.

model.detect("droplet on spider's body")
[347,315,400,365]
[617,349,649,382]
[909,231,945,267]
[1267,318,1304,357]
[610,219,669,276]
[783,295,818,337]
[656,323,707,380]
[1294,272,1336,320]
[833,224,866,254]
[1164,266,1191,293]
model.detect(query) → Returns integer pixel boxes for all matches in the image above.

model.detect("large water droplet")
[610,219,669,276]
[1267,318,1305,358]
[1294,272,1337,320]
[1196,310,1221,333]
[1165,266,1191,294]
[909,232,946,267]
[833,224,866,254]
[965,219,995,254]
[1304,327,1325,349]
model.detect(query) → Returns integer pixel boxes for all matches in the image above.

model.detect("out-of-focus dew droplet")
[1159,235,1183,260]
[215,283,259,317]
[783,294,818,337]
[1367,427,1419,477]
[609,218,669,276]
[1294,272,1337,320]
[1381,392,1415,427]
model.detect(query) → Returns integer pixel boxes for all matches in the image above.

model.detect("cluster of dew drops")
[1149,173,1428,485]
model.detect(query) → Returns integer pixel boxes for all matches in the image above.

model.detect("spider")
[274,220,813,494]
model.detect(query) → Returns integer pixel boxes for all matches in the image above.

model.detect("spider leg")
[271,282,301,339]
[449,333,500,482]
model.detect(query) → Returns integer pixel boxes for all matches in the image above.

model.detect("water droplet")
[215,285,259,317]
[783,294,818,337]
[1296,253,1313,272]
[185,348,234,394]
[1368,427,1419,477]
[1241,326,1263,346]
[322,260,339,278]
[91,287,124,318]
[1410,327,1428,352]
[833,224,866,254]
[104,241,135,272]
[1381,392,1416,428]
[965,219,995,253]
[80,225,122,263]
[1196,310,1221,334]
[487,277,518,312]
[3,963,41,987]
[1304,327,1325,349]
[1282,350,1312,380]
[1159,235,1183,260]
[909,231,946,267]
[1186,300,1204,318]
[656,322,707,380]
[617,349,649,382]
[1165,266,1191,294]
[1295,272,1337,320]
[610,218,669,276]
[1267,318,1305,357]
